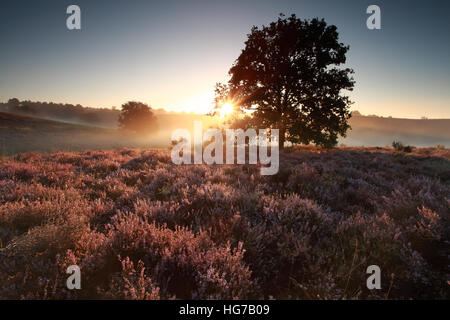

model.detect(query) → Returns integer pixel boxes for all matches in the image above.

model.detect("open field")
[341,115,450,147]
[0,112,165,156]
[2,111,450,157]
[0,146,448,299]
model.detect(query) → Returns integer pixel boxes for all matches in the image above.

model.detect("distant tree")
[7,98,20,107]
[118,101,158,134]
[215,14,355,148]
[15,104,37,115]
[6,98,20,112]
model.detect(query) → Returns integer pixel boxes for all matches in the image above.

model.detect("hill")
[342,115,450,147]
[0,99,119,128]
[2,100,450,152]
[0,112,164,155]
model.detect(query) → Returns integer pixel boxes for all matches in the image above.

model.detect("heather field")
[0,146,448,299]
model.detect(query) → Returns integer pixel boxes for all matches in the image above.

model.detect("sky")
[0,0,449,118]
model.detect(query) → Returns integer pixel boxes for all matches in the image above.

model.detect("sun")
[218,102,234,117]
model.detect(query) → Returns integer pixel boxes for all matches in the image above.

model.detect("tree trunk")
[279,124,286,150]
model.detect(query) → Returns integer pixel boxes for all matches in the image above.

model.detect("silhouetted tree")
[5,98,20,112]
[215,14,355,148]
[118,101,158,134]
[7,98,20,106]
[15,104,37,116]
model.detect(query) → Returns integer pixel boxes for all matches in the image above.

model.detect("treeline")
[0,98,119,128]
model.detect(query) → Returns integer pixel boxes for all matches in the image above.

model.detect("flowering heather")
[0,146,448,299]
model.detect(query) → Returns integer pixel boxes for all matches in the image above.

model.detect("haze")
[0,0,449,119]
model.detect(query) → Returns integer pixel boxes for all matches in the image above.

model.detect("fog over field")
[341,115,450,147]
[0,107,449,157]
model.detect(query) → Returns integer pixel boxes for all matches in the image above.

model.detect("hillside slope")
[2,111,449,156]
[342,116,450,147]
[0,112,163,155]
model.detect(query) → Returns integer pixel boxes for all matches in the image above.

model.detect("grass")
[0,145,448,299]
[0,112,165,156]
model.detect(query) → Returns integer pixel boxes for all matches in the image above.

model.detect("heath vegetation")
[0,146,448,299]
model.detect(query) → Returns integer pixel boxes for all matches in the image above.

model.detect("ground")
[0,112,163,156]
[0,146,448,299]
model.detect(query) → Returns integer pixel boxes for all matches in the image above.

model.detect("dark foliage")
[215,14,354,149]
[118,102,158,135]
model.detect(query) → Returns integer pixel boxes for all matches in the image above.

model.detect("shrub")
[0,147,448,299]
[392,140,414,153]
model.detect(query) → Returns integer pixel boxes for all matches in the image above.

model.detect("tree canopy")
[215,14,355,148]
[118,101,158,134]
